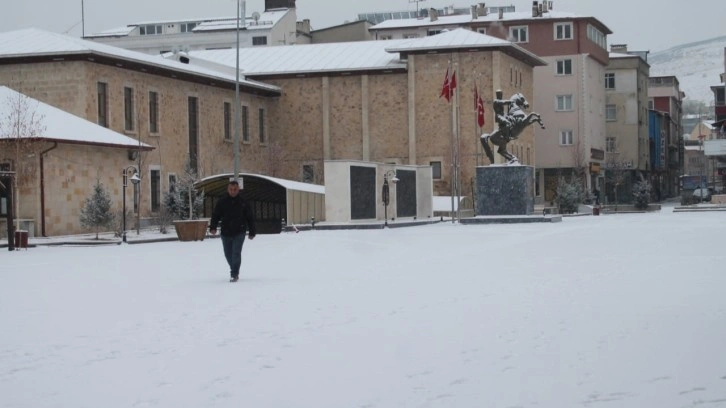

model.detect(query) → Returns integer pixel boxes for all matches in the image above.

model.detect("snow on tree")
[632,180,652,210]
[163,160,205,220]
[80,180,116,239]
[556,177,583,214]
[0,91,46,226]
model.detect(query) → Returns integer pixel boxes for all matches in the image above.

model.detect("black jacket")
[209,194,257,237]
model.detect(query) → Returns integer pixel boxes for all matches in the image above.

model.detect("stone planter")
[173,219,209,242]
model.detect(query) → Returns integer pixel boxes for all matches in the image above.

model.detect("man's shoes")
[230,276,239,282]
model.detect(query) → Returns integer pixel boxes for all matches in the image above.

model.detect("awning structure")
[195,173,325,233]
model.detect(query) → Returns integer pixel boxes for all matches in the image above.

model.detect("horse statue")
[480,91,545,164]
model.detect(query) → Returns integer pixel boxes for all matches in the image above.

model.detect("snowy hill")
[649,36,726,105]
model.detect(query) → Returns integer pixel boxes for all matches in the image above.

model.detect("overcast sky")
[1,0,723,53]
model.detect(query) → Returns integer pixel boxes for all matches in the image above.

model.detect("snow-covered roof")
[371,10,587,30]
[86,26,136,38]
[0,28,280,95]
[385,28,546,65]
[193,9,291,32]
[0,86,152,150]
[180,29,545,76]
[184,40,408,76]
[609,52,635,59]
[197,173,324,194]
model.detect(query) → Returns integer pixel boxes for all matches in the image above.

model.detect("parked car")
[693,188,712,203]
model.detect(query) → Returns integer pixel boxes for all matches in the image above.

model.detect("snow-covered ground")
[2,210,726,408]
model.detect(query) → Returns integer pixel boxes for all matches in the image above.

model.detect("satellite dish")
[252,12,260,24]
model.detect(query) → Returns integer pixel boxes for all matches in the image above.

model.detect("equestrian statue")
[480,90,545,165]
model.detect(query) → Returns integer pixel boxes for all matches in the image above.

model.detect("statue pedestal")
[475,165,534,216]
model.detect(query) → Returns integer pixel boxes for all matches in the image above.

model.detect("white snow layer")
[1,209,726,407]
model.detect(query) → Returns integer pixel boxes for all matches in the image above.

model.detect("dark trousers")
[221,232,246,277]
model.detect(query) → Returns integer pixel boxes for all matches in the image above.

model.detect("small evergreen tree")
[556,177,583,214]
[632,180,652,210]
[163,161,205,220]
[80,180,115,239]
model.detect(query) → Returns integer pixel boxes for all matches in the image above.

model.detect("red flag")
[477,89,485,128]
[474,84,479,111]
[440,68,451,102]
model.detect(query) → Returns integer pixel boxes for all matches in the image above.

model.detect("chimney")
[538,3,543,16]
[611,44,628,53]
[429,8,438,22]
[498,8,504,19]
[542,0,549,12]
[478,3,488,16]
[296,19,310,35]
[532,1,539,17]
[548,1,553,10]
[471,5,478,19]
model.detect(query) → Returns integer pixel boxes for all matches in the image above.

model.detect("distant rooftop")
[358,4,516,25]
[86,9,291,38]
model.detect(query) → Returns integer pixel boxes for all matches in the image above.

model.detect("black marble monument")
[475,165,535,216]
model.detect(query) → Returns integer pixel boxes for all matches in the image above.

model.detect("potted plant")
[168,162,208,241]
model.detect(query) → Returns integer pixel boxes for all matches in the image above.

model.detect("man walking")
[209,180,256,282]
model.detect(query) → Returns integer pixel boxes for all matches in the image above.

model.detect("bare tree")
[605,140,629,210]
[266,140,288,178]
[0,92,46,226]
[570,135,588,190]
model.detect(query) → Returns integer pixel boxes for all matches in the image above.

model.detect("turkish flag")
[440,68,451,102]
[477,90,485,127]
[450,71,457,99]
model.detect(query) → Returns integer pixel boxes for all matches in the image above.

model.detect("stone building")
[0,27,544,236]
[176,28,545,199]
[0,28,279,236]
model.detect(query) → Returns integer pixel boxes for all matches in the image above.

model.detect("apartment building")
[86,0,299,54]
[603,45,651,203]
[648,76,684,197]
[369,1,612,203]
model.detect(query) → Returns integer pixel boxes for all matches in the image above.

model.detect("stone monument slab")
[475,165,535,216]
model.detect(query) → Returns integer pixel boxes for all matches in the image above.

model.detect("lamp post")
[382,170,399,227]
[122,165,140,243]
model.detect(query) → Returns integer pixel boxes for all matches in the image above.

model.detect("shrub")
[556,178,583,214]
[632,180,652,210]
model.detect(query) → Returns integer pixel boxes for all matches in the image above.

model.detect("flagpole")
[449,59,456,224]
[455,62,461,224]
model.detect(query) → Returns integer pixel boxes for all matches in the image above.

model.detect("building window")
[606,104,617,121]
[402,33,420,39]
[258,108,266,143]
[188,96,199,172]
[302,165,314,183]
[430,161,442,179]
[133,182,139,213]
[180,22,197,33]
[124,87,135,131]
[139,24,163,35]
[556,59,572,75]
[554,22,573,40]
[477,28,487,34]
[380,34,394,40]
[426,30,443,36]
[715,88,725,106]
[223,102,231,141]
[648,99,654,110]
[168,174,177,192]
[605,73,615,89]
[149,91,159,134]
[560,130,574,145]
[556,95,573,111]
[587,24,607,49]
[97,82,108,128]
[606,137,616,152]
[509,26,528,43]
[150,169,160,212]
[242,106,249,142]
[252,36,268,46]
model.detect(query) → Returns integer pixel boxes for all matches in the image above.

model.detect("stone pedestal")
[475,165,534,216]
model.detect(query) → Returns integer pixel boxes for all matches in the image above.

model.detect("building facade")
[648,76,684,197]
[603,46,651,203]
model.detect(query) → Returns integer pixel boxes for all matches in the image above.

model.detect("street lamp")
[382,170,399,227]
[122,165,140,243]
